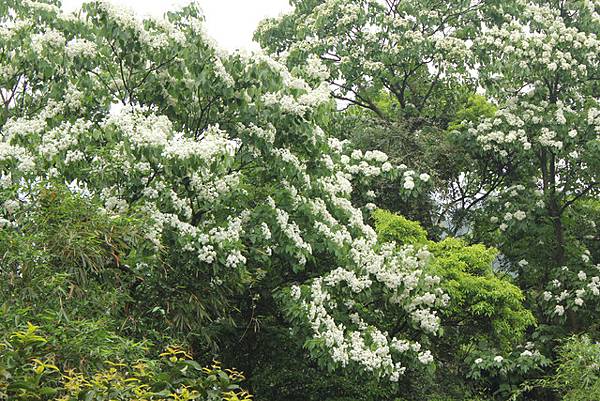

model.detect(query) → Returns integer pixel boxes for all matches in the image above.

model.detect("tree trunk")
[548,154,565,267]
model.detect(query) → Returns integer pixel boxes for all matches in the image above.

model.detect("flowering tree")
[254,0,527,234]
[255,0,478,123]
[464,0,600,327]
[0,0,451,383]
[255,0,600,328]
[255,1,599,398]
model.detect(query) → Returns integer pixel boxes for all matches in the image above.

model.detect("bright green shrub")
[372,209,428,246]
[0,323,252,401]
[447,95,497,133]
[428,238,535,348]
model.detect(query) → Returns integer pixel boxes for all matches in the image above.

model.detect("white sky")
[61,0,291,51]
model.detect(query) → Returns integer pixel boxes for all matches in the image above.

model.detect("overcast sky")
[61,0,291,51]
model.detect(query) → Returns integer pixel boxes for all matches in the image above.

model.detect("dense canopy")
[0,1,599,401]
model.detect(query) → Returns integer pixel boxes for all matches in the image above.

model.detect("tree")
[372,209,540,399]
[253,0,517,233]
[255,0,477,126]
[256,0,600,331]
[461,0,600,330]
[0,0,449,384]
[255,1,599,398]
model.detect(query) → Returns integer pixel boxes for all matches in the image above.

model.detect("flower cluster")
[296,241,445,381]
[540,261,600,318]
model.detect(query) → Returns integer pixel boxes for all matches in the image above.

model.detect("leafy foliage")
[372,209,428,246]
[543,335,600,401]
[0,323,252,401]
[373,210,539,398]
[0,0,598,400]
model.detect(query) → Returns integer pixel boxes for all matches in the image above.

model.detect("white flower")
[490,216,499,223]
[578,271,587,281]
[557,290,569,301]
[305,54,330,80]
[417,350,433,364]
[419,173,430,182]
[66,38,97,58]
[520,350,533,357]
[518,259,529,267]
[290,285,301,300]
[260,222,272,240]
[514,210,526,221]
[499,223,508,231]
[474,358,483,364]
[225,250,246,268]
[574,298,584,306]
[403,179,415,190]
[3,199,19,215]
[494,356,504,363]
[554,305,565,316]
